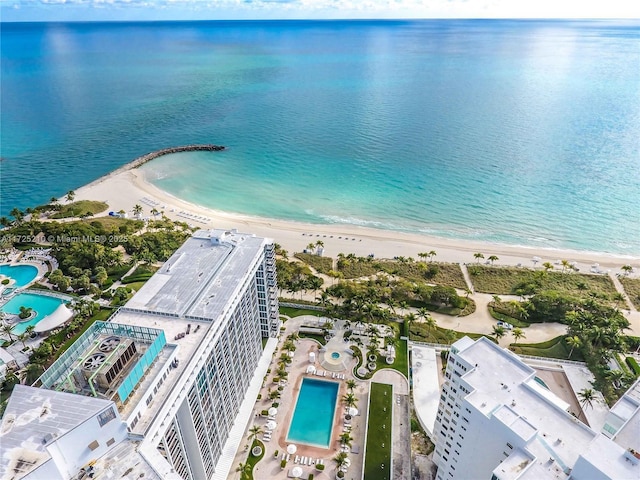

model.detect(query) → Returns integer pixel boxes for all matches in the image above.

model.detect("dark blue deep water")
[2,20,639,254]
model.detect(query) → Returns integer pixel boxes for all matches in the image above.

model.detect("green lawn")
[376,338,409,379]
[279,306,324,317]
[247,439,265,480]
[364,382,392,480]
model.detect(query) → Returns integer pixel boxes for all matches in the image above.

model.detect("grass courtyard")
[364,382,392,480]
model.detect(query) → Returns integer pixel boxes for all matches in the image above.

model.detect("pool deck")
[230,315,368,480]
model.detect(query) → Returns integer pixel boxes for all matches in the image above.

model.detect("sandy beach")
[73,164,639,276]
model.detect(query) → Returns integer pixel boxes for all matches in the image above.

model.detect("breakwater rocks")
[128,144,226,170]
[80,144,225,190]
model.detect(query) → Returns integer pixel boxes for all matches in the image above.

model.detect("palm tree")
[9,207,23,224]
[1,323,16,342]
[333,451,349,470]
[428,250,437,262]
[405,312,416,328]
[578,388,597,410]
[512,327,525,344]
[49,196,58,205]
[488,255,499,265]
[492,325,506,341]
[235,462,252,480]
[474,252,484,263]
[560,259,571,273]
[346,379,357,391]
[133,204,143,218]
[342,393,358,408]
[621,265,633,276]
[612,293,625,308]
[565,335,581,359]
[65,190,75,202]
[340,431,353,448]
[543,262,554,271]
[444,329,457,345]
[418,252,428,262]
[17,332,29,349]
[248,425,263,443]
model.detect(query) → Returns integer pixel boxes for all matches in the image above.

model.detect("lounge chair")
[294,455,299,464]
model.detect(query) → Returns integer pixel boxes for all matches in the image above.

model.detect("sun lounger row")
[281,453,292,461]
[294,456,323,465]
[313,370,327,377]
[140,196,160,207]
[176,211,211,223]
[331,373,346,380]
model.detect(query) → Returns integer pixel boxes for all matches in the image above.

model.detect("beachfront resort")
[1,217,640,480]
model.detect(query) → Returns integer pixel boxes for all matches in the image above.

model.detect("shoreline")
[73,158,639,274]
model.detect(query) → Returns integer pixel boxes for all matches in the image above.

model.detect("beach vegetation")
[619,277,640,309]
[626,357,640,377]
[50,200,108,219]
[409,323,490,345]
[293,252,333,274]
[467,265,617,299]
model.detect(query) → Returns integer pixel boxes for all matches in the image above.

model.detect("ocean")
[1,20,639,255]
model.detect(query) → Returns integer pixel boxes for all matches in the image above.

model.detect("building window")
[507,443,513,449]
[97,408,116,427]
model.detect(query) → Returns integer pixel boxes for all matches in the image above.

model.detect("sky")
[1,0,639,22]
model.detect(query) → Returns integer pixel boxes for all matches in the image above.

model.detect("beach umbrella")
[287,444,297,455]
[291,466,303,478]
[265,420,277,430]
[268,407,278,416]
[348,407,358,416]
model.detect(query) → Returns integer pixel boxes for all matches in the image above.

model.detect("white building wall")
[44,406,128,478]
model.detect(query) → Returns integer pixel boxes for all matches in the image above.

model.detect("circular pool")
[331,352,341,360]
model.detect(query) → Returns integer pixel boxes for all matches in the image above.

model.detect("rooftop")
[126,228,269,321]
[0,386,117,478]
[453,337,605,477]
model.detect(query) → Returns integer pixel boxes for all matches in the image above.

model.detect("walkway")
[410,345,440,439]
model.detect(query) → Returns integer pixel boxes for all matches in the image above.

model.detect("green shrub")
[280,459,287,469]
[316,464,325,471]
[626,357,640,376]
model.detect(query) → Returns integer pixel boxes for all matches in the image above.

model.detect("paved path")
[609,272,637,313]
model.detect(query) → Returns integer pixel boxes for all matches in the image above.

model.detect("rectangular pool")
[287,378,339,448]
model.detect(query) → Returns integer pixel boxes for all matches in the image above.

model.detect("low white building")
[433,337,639,480]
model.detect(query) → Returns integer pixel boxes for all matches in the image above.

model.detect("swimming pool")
[1,293,67,335]
[0,264,38,288]
[287,378,339,448]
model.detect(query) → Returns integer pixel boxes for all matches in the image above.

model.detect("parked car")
[496,321,513,330]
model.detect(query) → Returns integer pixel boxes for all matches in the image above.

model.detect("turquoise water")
[1,293,66,335]
[287,378,339,447]
[2,20,639,255]
[0,264,39,288]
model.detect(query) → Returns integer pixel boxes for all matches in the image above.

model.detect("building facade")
[433,337,639,480]
[0,229,279,480]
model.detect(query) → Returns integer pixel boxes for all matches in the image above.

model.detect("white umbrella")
[348,407,358,416]
[268,407,278,416]
[291,466,303,478]
[287,444,297,455]
[265,420,277,430]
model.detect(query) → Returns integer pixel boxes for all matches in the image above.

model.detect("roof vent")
[511,400,516,407]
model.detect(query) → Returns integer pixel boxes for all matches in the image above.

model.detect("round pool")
[331,352,341,360]
[0,264,39,288]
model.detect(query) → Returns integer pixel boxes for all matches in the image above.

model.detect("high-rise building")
[433,336,639,480]
[0,229,279,480]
